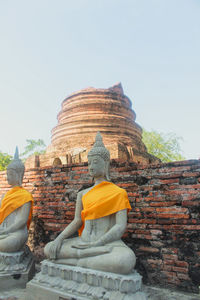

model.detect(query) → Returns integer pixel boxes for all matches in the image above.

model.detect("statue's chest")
[0,209,18,228]
[83,215,114,241]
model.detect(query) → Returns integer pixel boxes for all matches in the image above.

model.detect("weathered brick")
[172,266,188,273]
[140,207,155,212]
[138,246,159,253]
[150,241,164,247]
[163,259,174,265]
[163,265,173,271]
[163,254,178,261]
[155,207,188,213]
[175,261,188,267]
[182,200,200,207]
[157,213,189,219]
[147,259,162,265]
[160,178,179,184]
[182,171,200,177]
[150,201,177,207]
[177,273,190,280]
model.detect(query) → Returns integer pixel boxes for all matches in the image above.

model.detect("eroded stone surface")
[0,246,32,274]
[26,260,147,300]
[0,250,35,291]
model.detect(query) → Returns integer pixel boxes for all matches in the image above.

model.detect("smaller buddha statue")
[0,147,33,253]
[44,132,136,275]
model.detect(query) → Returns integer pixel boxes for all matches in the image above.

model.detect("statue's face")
[7,168,20,186]
[88,155,106,179]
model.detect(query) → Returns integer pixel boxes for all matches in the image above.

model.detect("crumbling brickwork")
[0,159,200,292]
[25,83,159,168]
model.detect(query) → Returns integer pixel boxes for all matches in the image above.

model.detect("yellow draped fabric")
[79,181,131,235]
[0,186,33,229]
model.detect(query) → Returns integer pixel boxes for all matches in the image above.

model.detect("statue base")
[26,260,147,300]
[0,245,35,290]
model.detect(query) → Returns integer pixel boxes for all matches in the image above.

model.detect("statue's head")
[88,132,110,181]
[7,147,25,186]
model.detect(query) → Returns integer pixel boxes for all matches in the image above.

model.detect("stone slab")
[26,260,147,300]
[0,257,35,290]
[0,246,32,273]
[1,284,200,300]
[26,281,147,300]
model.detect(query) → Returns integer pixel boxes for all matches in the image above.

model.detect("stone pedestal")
[0,245,35,290]
[26,260,147,300]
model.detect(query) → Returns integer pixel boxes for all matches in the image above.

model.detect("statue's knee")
[0,238,11,252]
[127,250,136,269]
[0,243,7,253]
[78,257,88,268]
[115,250,136,274]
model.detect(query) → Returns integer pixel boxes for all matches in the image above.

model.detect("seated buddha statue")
[44,132,136,274]
[0,147,33,253]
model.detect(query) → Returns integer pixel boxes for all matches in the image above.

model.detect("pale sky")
[0,0,199,159]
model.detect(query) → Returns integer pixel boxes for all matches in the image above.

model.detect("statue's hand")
[0,234,7,240]
[90,240,103,247]
[0,228,7,236]
[48,238,62,260]
[72,240,103,249]
[72,242,91,249]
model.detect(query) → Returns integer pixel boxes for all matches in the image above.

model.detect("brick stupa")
[26,83,158,168]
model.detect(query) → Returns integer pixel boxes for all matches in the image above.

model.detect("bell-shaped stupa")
[26,83,158,168]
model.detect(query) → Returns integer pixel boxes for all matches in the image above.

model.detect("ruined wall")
[26,83,159,169]
[0,159,200,292]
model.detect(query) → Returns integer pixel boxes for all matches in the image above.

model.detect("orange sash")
[79,181,131,235]
[0,186,33,229]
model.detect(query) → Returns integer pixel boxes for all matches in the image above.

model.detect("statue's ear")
[105,161,110,181]
[20,169,25,185]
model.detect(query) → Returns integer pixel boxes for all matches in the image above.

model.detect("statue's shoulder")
[109,182,126,191]
[22,188,31,194]
[77,184,94,198]
[21,187,33,201]
[21,187,31,194]
[78,186,93,197]
[109,182,128,197]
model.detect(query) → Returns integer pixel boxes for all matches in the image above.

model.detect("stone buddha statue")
[44,132,136,275]
[0,147,33,253]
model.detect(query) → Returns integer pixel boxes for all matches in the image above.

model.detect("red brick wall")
[0,159,200,292]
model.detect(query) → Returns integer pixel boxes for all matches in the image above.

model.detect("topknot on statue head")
[7,146,25,185]
[88,132,110,181]
[88,132,110,161]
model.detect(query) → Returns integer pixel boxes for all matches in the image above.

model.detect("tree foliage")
[142,129,185,162]
[0,151,12,171]
[21,139,46,159]
[0,139,46,171]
